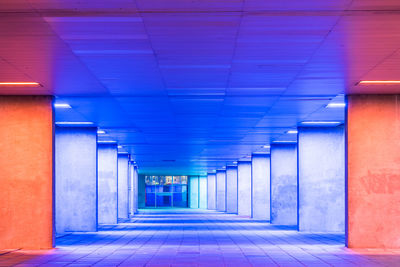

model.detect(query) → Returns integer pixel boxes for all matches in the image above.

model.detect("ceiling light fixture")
[263,145,270,148]
[301,121,342,125]
[326,103,346,108]
[56,121,94,126]
[0,82,41,86]
[54,103,71,108]
[286,130,298,134]
[97,130,106,134]
[97,140,117,144]
[358,80,400,85]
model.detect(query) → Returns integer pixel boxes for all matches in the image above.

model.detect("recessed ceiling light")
[301,121,342,125]
[326,103,346,108]
[97,140,117,144]
[263,145,270,148]
[286,130,298,134]
[118,145,123,149]
[0,82,41,86]
[97,130,106,134]
[358,80,400,84]
[56,121,94,126]
[233,161,238,164]
[54,103,71,108]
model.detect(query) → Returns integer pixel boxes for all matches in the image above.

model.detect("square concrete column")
[138,175,146,209]
[226,166,238,214]
[118,154,129,219]
[133,165,139,213]
[270,144,297,225]
[298,126,345,232]
[129,161,137,216]
[207,173,216,210]
[347,95,400,248]
[238,161,252,217]
[0,96,53,249]
[56,127,98,234]
[97,144,118,224]
[189,176,199,208]
[251,154,271,220]
[199,176,208,209]
[216,170,227,212]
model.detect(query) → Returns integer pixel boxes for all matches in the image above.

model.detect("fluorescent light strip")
[54,103,71,108]
[56,121,93,125]
[326,103,346,108]
[263,145,270,148]
[286,130,298,134]
[97,130,106,134]
[301,121,341,125]
[0,82,41,86]
[97,140,117,144]
[359,80,400,84]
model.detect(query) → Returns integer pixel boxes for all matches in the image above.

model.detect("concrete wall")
[347,95,400,248]
[97,144,118,224]
[55,127,97,234]
[251,154,270,220]
[118,154,129,219]
[216,171,226,212]
[207,173,216,210]
[270,144,298,225]
[298,126,345,232]
[199,176,208,209]
[0,96,54,249]
[226,166,238,214]
[189,176,199,208]
[138,175,146,208]
[238,161,252,217]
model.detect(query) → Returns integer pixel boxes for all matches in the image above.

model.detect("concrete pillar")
[138,175,146,209]
[347,95,400,248]
[270,144,297,225]
[298,126,345,232]
[199,176,208,209]
[133,166,139,213]
[128,161,138,216]
[207,173,216,210]
[97,144,118,224]
[118,154,129,219]
[238,161,252,217]
[189,176,199,208]
[251,154,270,220]
[216,170,226,212]
[226,166,238,214]
[0,96,53,249]
[55,127,98,233]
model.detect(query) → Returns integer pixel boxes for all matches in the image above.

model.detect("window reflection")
[145,175,188,207]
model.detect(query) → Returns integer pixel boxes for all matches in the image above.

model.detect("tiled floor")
[1,209,400,267]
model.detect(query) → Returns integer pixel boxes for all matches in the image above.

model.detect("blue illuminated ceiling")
[1,0,400,174]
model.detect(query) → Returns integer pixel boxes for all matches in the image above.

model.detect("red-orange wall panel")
[347,94,400,248]
[0,96,54,249]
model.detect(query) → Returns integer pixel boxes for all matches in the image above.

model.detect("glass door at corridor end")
[145,176,188,208]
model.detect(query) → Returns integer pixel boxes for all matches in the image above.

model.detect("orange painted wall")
[0,96,54,249]
[347,94,400,248]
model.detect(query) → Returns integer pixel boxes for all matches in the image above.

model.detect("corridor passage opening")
[144,176,188,208]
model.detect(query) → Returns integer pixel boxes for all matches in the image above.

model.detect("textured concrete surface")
[347,95,400,248]
[270,144,298,225]
[98,144,118,224]
[238,161,252,217]
[216,170,226,212]
[118,154,129,219]
[55,127,97,234]
[0,96,53,249]
[189,176,199,208]
[226,166,238,214]
[251,154,270,220]
[207,173,216,210]
[298,126,345,232]
[2,209,399,267]
[199,176,207,209]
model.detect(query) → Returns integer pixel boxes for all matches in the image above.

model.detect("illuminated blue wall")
[207,173,216,210]
[298,126,345,232]
[55,127,97,233]
[238,161,252,217]
[252,154,270,220]
[189,176,199,208]
[216,170,226,212]
[270,144,297,225]
[118,154,129,219]
[199,176,207,209]
[98,144,118,224]
[226,166,238,214]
